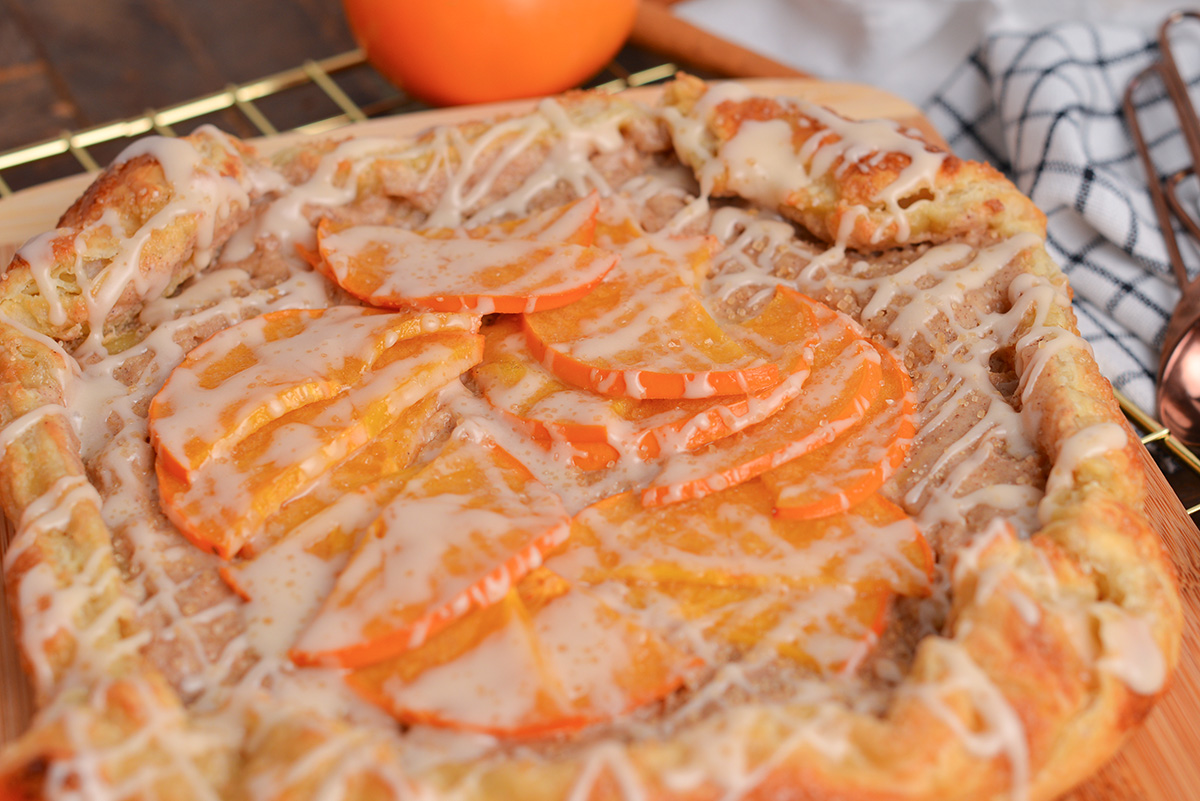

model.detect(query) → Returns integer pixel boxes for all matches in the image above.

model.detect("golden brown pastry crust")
[0,129,260,352]
[661,73,1046,250]
[0,76,1182,801]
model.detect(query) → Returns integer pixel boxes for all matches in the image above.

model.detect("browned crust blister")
[0,333,207,798]
[0,76,1183,801]
[0,129,260,352]
[661,72,1046,249]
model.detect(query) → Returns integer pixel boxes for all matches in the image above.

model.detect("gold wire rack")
[1116,388,1200,516]
[0,49,679,197]
[1,48,1195,519]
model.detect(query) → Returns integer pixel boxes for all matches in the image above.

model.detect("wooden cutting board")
[0,79,1196,800]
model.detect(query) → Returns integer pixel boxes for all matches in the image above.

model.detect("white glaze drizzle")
[909,639,1030,801]
[662,82,947,244]
[16,128,263,360]
[1091,601,1167,696]
[1,80,1153,801]
[1039,422,1128,523]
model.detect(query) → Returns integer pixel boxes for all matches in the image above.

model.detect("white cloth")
[675,0,1180,106]
[677,0,1196,413]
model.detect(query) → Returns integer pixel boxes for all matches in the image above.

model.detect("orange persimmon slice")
[551,482,932,672]
[314,195,619,314]
[220,475,415,651]
[474,289,821,469]
[291,433,571,669]
[633,579,901,673]
[471,316,628,468]
[639,305,882,506]
[432,191,601,246]
[695,497,931,673]
[308,192,601,274]
[219,394,446,648]
[149,306,477,482]
[157,329,483,560]
[239,390,445,559]
[346,568,695,737]
[763,338,916,519]
[556,484,930,592]
[522,231,779,399]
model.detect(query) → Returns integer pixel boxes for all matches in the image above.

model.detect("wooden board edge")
[1063,441,1200,800]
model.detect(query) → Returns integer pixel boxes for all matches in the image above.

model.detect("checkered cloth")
[924,21,1200,415]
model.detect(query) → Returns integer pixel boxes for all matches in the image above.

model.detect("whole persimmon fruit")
[342,0,640,106]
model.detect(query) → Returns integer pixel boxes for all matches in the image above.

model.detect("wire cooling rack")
[0,49,677,197]
[2,48,1195,520]
[1116,389,1200,516]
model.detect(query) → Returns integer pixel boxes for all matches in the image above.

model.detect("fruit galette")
[0,74,1182,801]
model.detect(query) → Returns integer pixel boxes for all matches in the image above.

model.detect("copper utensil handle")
[1125,62,1193,293]
[1125,11,1200,290]
[1125,12,1200,348]
[1157,12,1200,176]
[1126,11,1200,439]
[630,0,810,80]
[1165,168,1200,245]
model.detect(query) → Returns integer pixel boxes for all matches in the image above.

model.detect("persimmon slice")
[220,395,446,651]
[522,232,779,399]
[632,581,899,673]
[241,391,446,558]
[475,290,821,468]
[314,197,619,314]
[692,496,932,672]
[640,306,882,506]
[220,477,412,655]
[553,483,932,672]
[557,484,929,591]
[157,330,483,559]
[763,339,916,519]
[149,306,477,482]
[346,568,695,737]
[311,193,600,273]
[291,434,571,668]
[435,191,601,246]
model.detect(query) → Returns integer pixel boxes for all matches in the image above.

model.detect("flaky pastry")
[0,75,1182,801]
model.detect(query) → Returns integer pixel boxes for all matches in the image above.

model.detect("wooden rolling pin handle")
[630,1,810,79]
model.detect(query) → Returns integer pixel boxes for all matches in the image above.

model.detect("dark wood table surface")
[1,0,374,141]
[0,0,397,185]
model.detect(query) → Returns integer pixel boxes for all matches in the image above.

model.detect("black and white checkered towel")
[925,20,1200,414]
